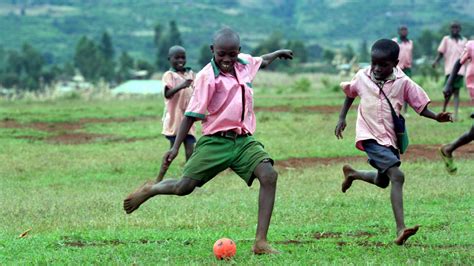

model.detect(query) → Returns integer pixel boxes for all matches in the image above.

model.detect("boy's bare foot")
[252,240,280,255]
[123,181,155,214]
[342,165,355,193]
[394,225,419,245]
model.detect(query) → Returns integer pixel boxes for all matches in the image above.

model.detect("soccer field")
[0,73,473,264]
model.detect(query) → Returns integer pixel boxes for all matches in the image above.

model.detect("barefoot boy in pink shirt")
[440,40,474,174]
[433,22,468,119]
[162,45,196,161]
[124,28,293,254]
[336,39,452,245]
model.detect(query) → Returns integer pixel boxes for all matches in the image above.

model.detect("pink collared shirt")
[392,38,413,69]
[185,53,262,135]
[341,67,431,151]
[162,69,196,136]
[438,35,467,75]
[460,40,474,101]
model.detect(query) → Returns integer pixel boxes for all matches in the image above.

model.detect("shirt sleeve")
[459,44,471,65]
[437,36,448,54]
[404,79,431,114]
[340,72,361,98]
[184,72,215,120]
[162,71,175,89]
[240,53,263,81]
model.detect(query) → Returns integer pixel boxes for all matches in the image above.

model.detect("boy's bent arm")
[164,79,193,99]
[420,105,452,122]
[163,116,196,165]
[335,96,355,139]
[432,52,443,68]
[260,49,293,68]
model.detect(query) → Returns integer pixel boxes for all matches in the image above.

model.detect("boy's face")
[450,24,461,36]
[371,50,397,80]
[398,28,408,38]
[211,39,240,73]
[169,50,186,71]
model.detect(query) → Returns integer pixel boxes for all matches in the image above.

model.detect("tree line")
[0,20,472,91]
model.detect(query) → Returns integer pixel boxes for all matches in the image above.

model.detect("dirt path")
[276,144,474,169]
[255,100,472,113]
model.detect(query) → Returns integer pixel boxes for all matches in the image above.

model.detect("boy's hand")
[180,79,193,89]
[436,112,453,123]
[163,147,179,168]
[277,50,293,60]
[335,119,347,139]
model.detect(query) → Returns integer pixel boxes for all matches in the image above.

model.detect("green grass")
[0,74,473,264]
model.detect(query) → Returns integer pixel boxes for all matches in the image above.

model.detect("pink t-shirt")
[460,40,474,101]
[341,67,431,151]
[438,36,467,75]
[185,54,262,135]
[162,69,196,136]
[393,38,413,69]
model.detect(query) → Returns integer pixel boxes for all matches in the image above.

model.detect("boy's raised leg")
[342,165,389,192]
[124,177,200,214]
[385,167,419,245]
[252,161,279,255]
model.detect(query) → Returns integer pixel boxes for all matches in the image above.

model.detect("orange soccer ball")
[213,238,237,260]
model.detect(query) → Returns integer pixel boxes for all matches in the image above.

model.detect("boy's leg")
[385,166,419,245]
[124,177,200,214]
[342,165,389,192]
[183,135,196,161]
[252,161,279,254]
[441,125,474,157]
[453,88,460,121]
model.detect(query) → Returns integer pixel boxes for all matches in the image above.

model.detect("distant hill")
[1,0,473,67]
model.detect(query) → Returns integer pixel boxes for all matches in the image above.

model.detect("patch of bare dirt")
[276,144,473,169]
[46,133,116,145]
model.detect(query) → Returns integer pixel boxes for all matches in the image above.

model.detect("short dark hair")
[168,45,185,57]
[213,27,240,46]
[371,39,399,62]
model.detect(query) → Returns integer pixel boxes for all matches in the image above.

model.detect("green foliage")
[358,40,369,62]
[198,44,212,67]
[116,51,134,83]
[291,77,311,92]
[342,44,355,62]
[322,49,335,63]
[74,36,102,82]
[155,21,183,71]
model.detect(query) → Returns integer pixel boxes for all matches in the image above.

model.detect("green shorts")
[183,135,273,187]
[445,74,464,90]
[402,68,412,78]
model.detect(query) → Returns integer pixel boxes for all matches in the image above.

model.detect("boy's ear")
[238,46,241,52]
[210,45,214,53]
[393,59,399,67]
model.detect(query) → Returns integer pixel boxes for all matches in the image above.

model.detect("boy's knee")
[387,168,404,184]
[376,177,390,188]
[259,169,278,186]
[175,179,197,196]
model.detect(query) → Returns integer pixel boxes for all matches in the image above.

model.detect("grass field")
[0,73,473,264]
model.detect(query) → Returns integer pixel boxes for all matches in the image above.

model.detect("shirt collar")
[370,68,397,87]
[170,67,192,73]
[210,56,249,78]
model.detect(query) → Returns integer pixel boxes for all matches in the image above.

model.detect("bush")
[292,77,311,93]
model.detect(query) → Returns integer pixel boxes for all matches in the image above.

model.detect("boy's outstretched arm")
[443,59,462,98]
[335,96,355,139]
[260,49,293,69]
[420,105,452,122]
[164,79,193,99]
[163,116,196,167]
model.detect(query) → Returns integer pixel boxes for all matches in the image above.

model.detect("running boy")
[335,39,452,245]
[440,39,474,173]
[393,25,413,113]
[161,45,196,162]
[432,22,468,119]
[124,28,293,254]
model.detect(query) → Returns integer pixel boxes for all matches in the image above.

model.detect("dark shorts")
[362,139,401,174]
[444,74,464,90]
[182,135,273,187]
[165,134,196,145]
